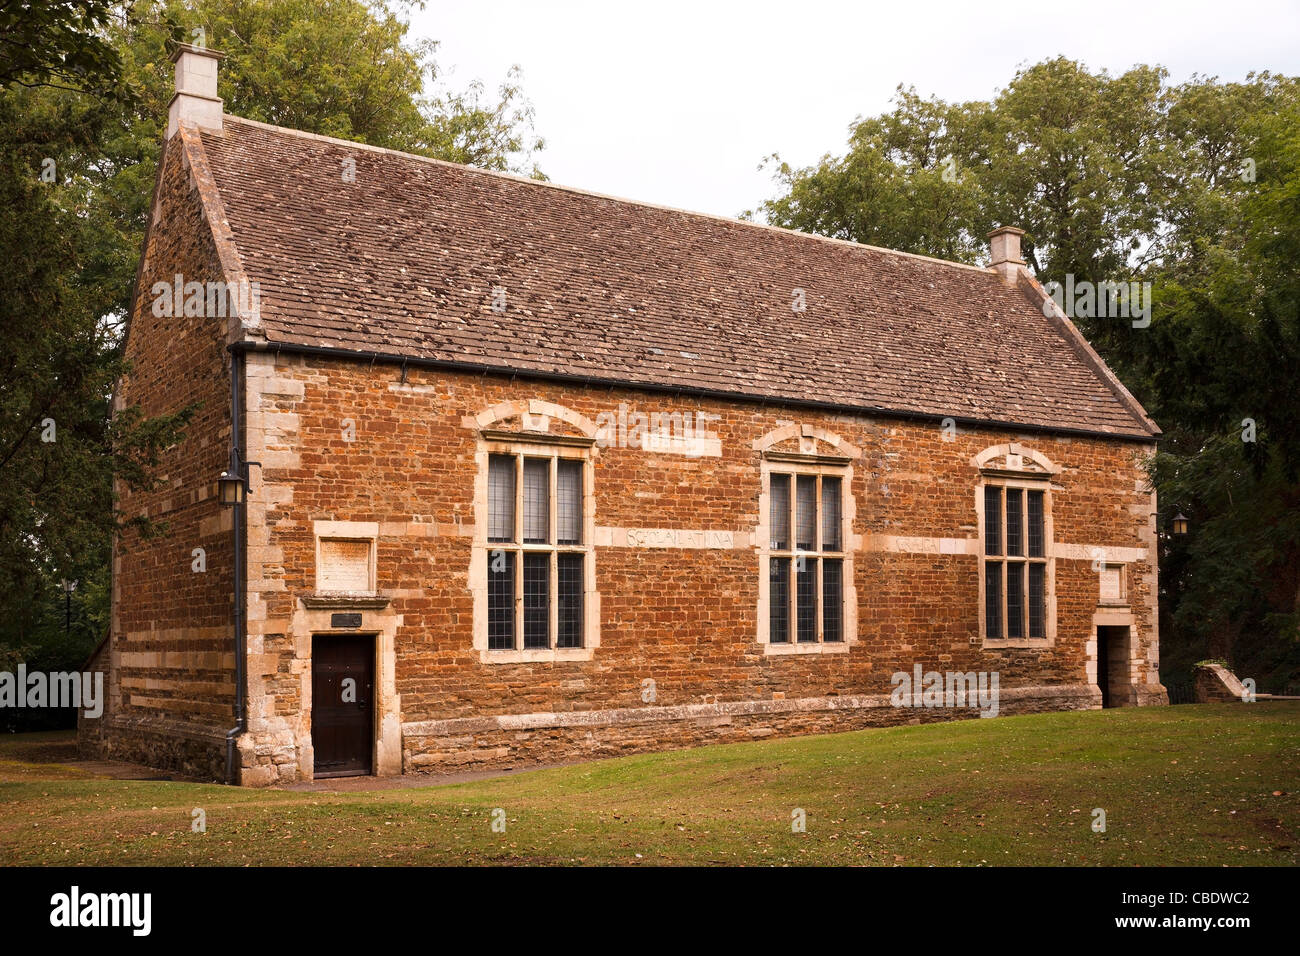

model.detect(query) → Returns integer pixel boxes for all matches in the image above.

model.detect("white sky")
[412,0,1300,219]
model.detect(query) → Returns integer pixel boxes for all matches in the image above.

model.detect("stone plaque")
[318,538,372,592]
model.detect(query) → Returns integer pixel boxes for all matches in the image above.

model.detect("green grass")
[1,703,1295,866]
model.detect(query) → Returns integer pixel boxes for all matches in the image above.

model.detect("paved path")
[283,762,572,792]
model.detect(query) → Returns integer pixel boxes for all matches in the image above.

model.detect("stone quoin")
[78,44,1166,785]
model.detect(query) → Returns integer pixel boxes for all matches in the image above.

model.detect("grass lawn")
[1,703,1295,866]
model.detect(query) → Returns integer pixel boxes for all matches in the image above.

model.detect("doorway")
[311,634,375,777]
[1096,625,1132,708]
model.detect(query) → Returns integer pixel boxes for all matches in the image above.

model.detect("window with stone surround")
[979,477,1054,642]
[766,469,845,646]
[974,444,1058,646]
[486,450,589,652]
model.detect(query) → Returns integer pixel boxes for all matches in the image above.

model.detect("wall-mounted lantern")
[217,469,245,506]
[217,449,259,508]
[1172,511,1189,536]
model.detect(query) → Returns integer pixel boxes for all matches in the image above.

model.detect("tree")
[755,59,1171,286]
[750,87,985,262]
[0,38,188,687]
[1141,96,1300,691]
[0,0,127,96]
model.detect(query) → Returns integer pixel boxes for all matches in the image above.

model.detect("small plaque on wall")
[318,538,372,592]
[331,612,363,629]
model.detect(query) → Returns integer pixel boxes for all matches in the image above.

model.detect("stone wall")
[235,351,1165,784]
[77,128,237,778]
[1194,663,1246,703]
[402,683,1101,771]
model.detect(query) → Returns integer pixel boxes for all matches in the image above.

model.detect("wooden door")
[1096,629,1112,708]
[311,634,374,777]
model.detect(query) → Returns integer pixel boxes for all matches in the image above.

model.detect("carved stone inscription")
[625,528,736,549]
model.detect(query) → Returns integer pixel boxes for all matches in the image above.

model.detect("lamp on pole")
[59,578,77,633]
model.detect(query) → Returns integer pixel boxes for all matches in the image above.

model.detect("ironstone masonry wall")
[234,350,1164,785]
[77,130,236,781]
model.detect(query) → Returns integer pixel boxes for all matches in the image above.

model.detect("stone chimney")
[987,225,1026,281]
[167,43,225,138]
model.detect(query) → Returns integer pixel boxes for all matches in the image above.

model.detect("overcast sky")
[412,0,1300,219]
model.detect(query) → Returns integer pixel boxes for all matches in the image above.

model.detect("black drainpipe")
[224,348,247,784]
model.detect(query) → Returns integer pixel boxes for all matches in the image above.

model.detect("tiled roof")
[196,116,1158,439]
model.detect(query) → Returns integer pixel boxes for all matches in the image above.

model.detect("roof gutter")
[228,340,1160,445]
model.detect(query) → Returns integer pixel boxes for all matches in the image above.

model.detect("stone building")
[80,45,1166,785]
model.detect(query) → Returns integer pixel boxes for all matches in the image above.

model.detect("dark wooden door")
[1096,630,1112,708]
[311,634,374,777]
